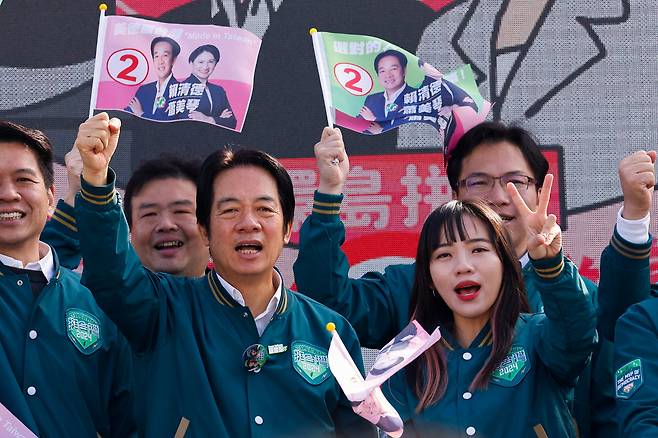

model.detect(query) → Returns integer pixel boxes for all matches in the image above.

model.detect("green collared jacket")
[599,227,653,342]
[74,170,374,438]
[614,293,658,435]
[293,192,611,437]
[0,249,137,437]
[386,251,596,436]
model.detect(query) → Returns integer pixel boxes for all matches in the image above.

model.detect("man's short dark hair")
[446,121,549,192]
[0,121,54,187]
[188,44,220,64]
[150,37,181,59]
[196,149,294,235]
[374,49,408,71]
[124,157,200,227]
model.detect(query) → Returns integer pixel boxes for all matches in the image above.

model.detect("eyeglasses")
[457,174,536,195]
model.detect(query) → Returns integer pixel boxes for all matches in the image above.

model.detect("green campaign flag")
[310,30,490,154]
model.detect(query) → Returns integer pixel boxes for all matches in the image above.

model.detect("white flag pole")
[88,3,109,118]
[309,28,334,128]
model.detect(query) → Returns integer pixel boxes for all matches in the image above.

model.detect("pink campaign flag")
[327,320,441,437]
[0,402,37,438]
[90,14,261,132]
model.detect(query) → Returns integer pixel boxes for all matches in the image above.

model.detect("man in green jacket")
[293,122,625,437]
[0,120,136,436]
[73,113,373,437]
[599,150,656,342]
[43,147,209,277]
[607,150,658,435]
[614,291,658,436]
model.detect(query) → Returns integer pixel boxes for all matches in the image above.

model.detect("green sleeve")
[614,299,658,437]
[41,200,81,270]
[333,320,377,437]
[530,252,598,385]
[75,169,165,353]
[293,191,414,349]
[598,227,652,342]
[106,334,139,437]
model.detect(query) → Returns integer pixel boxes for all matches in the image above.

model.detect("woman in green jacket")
[384,184,596,436]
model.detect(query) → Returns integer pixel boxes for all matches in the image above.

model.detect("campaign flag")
[310,30,490,154]
[90,14,261,132]
[327,321,441,437]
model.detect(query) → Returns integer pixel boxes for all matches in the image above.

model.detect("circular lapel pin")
[243,344,268,373]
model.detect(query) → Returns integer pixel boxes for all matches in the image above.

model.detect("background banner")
[1,0,655,287]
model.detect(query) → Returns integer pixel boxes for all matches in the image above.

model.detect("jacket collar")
[0,243,61,282]
[205,269,289,315]
[439,322,493,351]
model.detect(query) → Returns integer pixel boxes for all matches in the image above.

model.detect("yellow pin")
[309,28,318,35]
[99,3,108,10]
[326,322,336,332]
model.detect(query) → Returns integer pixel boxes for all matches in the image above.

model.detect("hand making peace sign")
[506,174,561,260]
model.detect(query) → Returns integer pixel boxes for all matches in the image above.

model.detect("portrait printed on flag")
[313,32,488,147]
[94,16,261,132]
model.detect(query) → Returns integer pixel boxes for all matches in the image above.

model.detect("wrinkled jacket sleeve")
[530,251,598,385]
[41,200,81,270]
[293,191,412,349]
[614,298,658,437]
[106,333,139,437]
[333,319,377,437]
[598,227,652,342]
[75,169,166,353]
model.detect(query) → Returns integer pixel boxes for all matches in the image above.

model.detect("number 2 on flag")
[107,48,149,86]
[333,63,373,96]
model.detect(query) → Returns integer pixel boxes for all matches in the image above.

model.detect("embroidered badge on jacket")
[66,308,102,354]
[491,345,531,386]
[291,341,330,385]
[615,359,643,399]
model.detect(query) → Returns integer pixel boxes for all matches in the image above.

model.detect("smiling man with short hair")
[0,120,136,437]
[72,112,373,437]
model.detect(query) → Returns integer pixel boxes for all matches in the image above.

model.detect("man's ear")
[199,224,209,246]
[47,185,56,216]
[283,222,292,245]
[451,189,459,200]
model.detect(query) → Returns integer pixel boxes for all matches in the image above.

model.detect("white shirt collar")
[519,252,530,268]
[0,242,55,281]
[214,270,282,336]
[156,73,173,95]
[153,73,174,113]
[384,83,407,104]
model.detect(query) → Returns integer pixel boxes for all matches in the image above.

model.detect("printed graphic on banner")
[327,320,441,438]
[282,148,562,250]
[93,15,261,131]
[311,31,490,151]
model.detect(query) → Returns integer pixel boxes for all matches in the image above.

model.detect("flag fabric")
[0,402,37,438]
[327,320,442,437]
[311,31,490,153]
[91,15,261,132]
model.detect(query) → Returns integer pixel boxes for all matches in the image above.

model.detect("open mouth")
[0,211,24,221]
[454,281,481,301]
[235,242,263,255]
[154,240,183,250]
[499,214,514,223]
